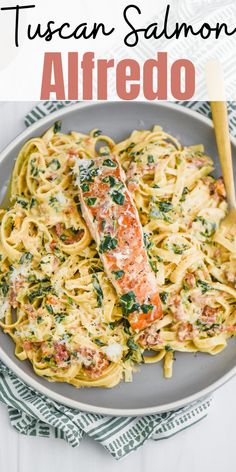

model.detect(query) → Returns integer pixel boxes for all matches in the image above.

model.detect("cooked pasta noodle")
[0,121,235,385]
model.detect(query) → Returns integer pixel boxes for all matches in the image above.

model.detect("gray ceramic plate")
[0,101,236,416]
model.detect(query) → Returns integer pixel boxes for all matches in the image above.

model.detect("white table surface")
[0,102,236,472]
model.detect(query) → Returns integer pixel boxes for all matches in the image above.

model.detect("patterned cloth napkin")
[0,99,227,460]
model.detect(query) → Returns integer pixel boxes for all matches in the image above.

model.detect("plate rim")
[0,100,236,417]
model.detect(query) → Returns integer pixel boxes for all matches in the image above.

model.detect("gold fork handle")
[210,101,236,209]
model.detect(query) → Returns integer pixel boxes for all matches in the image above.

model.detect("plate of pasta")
[0,101,236,416]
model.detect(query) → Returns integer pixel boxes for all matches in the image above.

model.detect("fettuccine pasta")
[0,121,235,385]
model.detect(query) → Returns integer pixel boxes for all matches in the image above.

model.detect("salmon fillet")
[73,155,163,332]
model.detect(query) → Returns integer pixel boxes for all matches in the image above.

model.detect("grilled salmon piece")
[73,155,163,332]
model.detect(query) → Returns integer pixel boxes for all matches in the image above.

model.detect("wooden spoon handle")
[206,61,235,208]
[210,101,236,209]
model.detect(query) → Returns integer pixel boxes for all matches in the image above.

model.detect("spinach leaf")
[165,344,174,352]
[99,235,118,253]
[45,304,54,314]
[0,281,9,297]
[48,158,61,170]
[16,197,28,208]
[81,183,90,192]
[112,270,124,280]
[141,303,154,314]
[92,129,102,137]
[171,243,188,255]
[19,252,33,264]
[127,337,139,351]
[102,159,117,167]
[196,320,220,332]
[147,155,154,164]
[29,284,52,303]
[160,291,168,304]
[92,274,103,307]
[194,216,216,237]
[94,338,105,346]
[109,317,130,335]
[102,176,117,187]
[85,197,97,207]
[111,190,125,205]
[30,197,37,208]
[55,313,66,323]
[120,291,140,315]
[53,121,62,133]
[30,159,39,178]
[180,186,189,202]
[197,280,212,294]
[158,201,173,213]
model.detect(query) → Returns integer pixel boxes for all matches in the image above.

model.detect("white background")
[0,102,236,471]
[0,0,236,100]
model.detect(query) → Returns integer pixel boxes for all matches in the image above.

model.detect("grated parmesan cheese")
[0,300,9,319]
[55,191,68,207]
[102,343,123,362]
[10,265,29,284]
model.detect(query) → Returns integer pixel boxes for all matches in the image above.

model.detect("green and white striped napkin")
[0,100,227,460]
[0,361,211,459]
